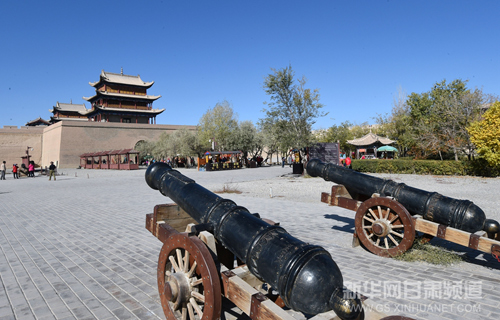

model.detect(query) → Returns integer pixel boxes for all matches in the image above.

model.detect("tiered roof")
[89,70,154,88]
[83,70,162,112]
[50,102,90,115]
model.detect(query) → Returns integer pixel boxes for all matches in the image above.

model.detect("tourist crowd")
[0,160,56,180]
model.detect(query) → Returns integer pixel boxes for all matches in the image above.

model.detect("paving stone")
[32,304,54,318]
[0,306,14,318]
[111,307,136,319]
[70,306,94,319]
[1,167,500,320]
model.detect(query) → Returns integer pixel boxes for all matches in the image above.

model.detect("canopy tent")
[203,151,244,171]
[377,145,399,152]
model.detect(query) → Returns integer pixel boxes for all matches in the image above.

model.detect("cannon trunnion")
[145,163,363,320]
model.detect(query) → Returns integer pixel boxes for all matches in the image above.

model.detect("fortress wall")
[42,121,196,168]
[0,126,43,170]
[41,122,63,168]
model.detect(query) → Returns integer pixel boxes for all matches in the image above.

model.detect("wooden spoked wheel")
[158,233,221,320]
[355,197,415,257]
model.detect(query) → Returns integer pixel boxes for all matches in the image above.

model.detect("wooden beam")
[413,215,500,254]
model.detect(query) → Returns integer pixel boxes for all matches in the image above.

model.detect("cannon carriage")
[144,162,410,320]
[307,159,500,259]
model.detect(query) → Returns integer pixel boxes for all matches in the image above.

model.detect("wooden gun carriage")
[307,159,500,259]
[146,204,409,320]
[144,163,409,320]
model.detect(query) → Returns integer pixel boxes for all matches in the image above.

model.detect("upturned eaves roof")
[82,91,161,102]
[25,117,51,126]
[89,70,154,88]
[347,133,395,146]
[50,102,90,114]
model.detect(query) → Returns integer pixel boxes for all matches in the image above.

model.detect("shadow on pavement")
[324,213,356,233]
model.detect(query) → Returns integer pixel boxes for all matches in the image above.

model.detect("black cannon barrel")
[146,163,361,319]
[307,159,486,233]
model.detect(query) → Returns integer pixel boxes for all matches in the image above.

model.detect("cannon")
[307,159,500,259]
[145,162,363,320]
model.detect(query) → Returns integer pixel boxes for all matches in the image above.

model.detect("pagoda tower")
[83,69,164,124]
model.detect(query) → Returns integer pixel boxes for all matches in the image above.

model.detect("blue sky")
[1,1,499,130]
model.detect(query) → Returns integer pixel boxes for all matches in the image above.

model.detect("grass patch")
[394,237,465,266]
[213,184,242,194]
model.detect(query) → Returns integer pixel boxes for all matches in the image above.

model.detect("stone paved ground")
[0,166,499,320]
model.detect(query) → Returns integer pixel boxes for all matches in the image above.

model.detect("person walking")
[0,161,6,180]
[48,161,56,181]
[12,164,18,179]
[28,161,35,177]
[345,156,352,169]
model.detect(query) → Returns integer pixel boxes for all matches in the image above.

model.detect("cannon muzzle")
[146,162,361,319]
[307,159,487,233]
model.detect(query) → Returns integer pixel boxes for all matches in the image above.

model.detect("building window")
[123,118,131,123]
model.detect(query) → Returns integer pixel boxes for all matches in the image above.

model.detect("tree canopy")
[260,65,326,157]
[226,120,262,160]
[467,101,500,167]
[404,79,492,160]
[197,100,238,151]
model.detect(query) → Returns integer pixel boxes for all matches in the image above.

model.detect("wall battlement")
[1,125,45,131]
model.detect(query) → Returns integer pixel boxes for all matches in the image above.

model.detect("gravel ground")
[193,167,500,222]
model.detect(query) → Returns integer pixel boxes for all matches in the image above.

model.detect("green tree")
[226,120,263,161]
[258,117,284,162]
[134,140,156,163]
[184,130,208,159]
[467,101,500,167]
[390,89,414,156]
[349,122,372,141]
[132,128,203,162]
[319,121,354,153]
[440,88,493,160]
[261,65,327,159]
[198,100,238,151]
[153,131,170,160]
[405,79,487,160]
[166,128,204,158]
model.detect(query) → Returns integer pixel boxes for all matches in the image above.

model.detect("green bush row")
[352,159,500,177]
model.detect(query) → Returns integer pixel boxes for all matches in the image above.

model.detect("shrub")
[352,159,498,177]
